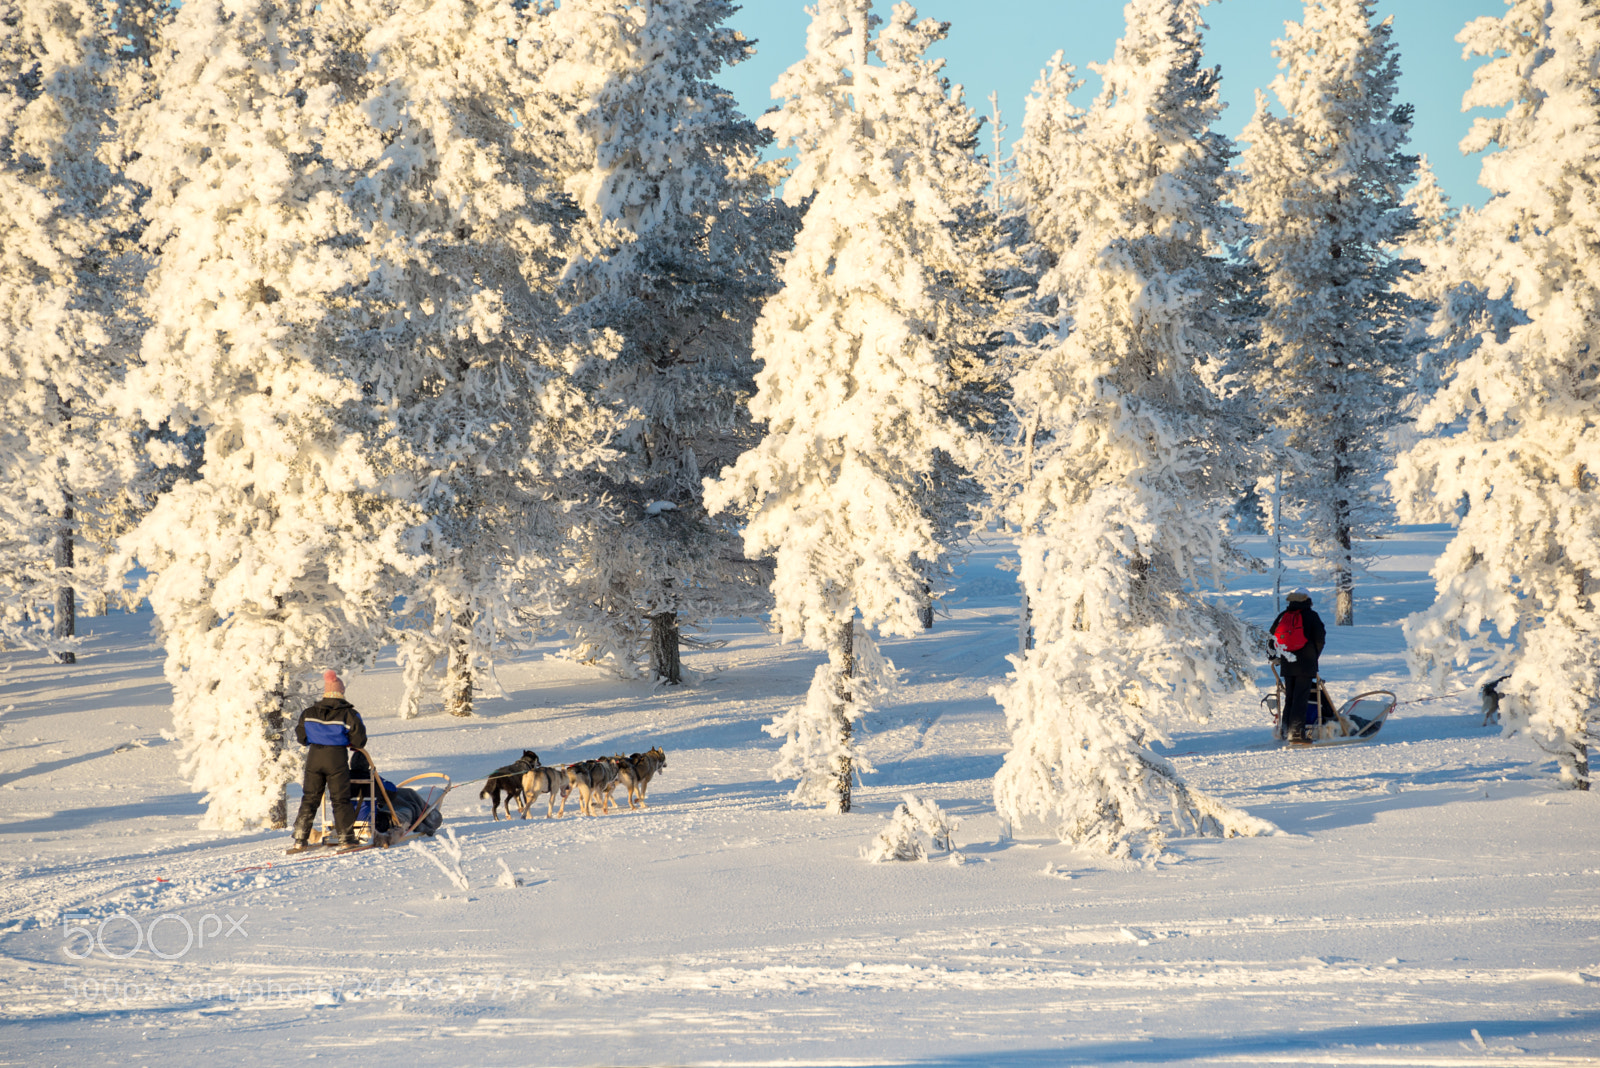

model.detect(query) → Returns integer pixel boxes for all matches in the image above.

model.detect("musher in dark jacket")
[289,670,368,851]
[1269,588,1327,744]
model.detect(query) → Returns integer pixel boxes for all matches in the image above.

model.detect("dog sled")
[1264,663,1394,746]
[314,749,450,851]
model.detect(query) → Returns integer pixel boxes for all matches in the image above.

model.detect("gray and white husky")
[520,764,568,819]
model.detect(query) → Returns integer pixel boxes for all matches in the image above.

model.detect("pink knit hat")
[323,669,345,696]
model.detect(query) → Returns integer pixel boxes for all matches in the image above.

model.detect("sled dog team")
[479,748,667,820]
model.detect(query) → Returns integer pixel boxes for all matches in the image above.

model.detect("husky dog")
[628,747,667,806]
[558,758,621,816]
[615,756,644,811]
[560,761,596,817]
[586,758,622,815]
[1481,675,1511,726]
[480,750,539,820]
[519,764,568,819]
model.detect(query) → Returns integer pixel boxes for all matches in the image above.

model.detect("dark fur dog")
[1481,675,1510,726]
[480,750,539,820]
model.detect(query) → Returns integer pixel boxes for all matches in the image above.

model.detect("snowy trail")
[3,531,1598,1065]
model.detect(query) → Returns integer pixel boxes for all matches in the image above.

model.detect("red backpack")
[1273,608,1307,652]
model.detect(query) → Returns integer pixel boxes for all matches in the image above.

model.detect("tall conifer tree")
[992,0,1272,858]
[1235,0,1420,626]
[534,0,792,681]
[0,0,148,660]
[705,0,1000,811]
[119,0,610,825]
[1391,0,1600,789]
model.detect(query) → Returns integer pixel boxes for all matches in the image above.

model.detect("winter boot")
[285,838,313,855]
[338,833,363,849]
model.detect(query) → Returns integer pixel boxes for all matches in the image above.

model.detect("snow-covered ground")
[2,529,1597,1067]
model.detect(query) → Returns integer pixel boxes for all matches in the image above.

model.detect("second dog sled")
[1264,662,1395,746]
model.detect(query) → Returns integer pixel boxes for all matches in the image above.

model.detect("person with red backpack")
[1269,588,1327,744]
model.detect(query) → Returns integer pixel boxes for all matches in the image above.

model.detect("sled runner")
[1264,662,1394,746]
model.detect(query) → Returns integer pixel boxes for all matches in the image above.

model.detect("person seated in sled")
[348,749,395,832]
[348,748,443,841]
[1269,588,1327,743]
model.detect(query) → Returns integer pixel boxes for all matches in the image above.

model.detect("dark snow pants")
[1282,669,1317,740]
[292,746,355,841]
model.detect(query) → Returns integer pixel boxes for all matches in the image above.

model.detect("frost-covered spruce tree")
[975,52,1088,654]
[533,0,791,681]
[705,0,999,812]
[120,0,617,828]
[1390,0,1600,790]
[1009,52,1085,283]
[992,0,1274,860]
[0,0,148,661]
[1393,156,1514,410]
[334,0,619,719]
[116,0,445,827]
[1235,0,1420,626]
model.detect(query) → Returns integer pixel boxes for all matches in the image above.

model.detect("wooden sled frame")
[322,750,453,846]
[1266,661,1396,743]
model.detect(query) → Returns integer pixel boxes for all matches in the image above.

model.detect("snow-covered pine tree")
[115,0,436,827]
[333,0,619,719]
[1393,155,1511,413]
[120,0,617,830]
[532,0,791,682]
[0,0,148,661]
[1008,51,1084,281]
[1390,0,1600,790]
[1235,0,1420,626]
[705,0,1001,812]
[992,0,1274,860]
[986,51,1086,653]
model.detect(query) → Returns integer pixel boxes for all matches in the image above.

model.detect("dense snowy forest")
[2,0,1596,847]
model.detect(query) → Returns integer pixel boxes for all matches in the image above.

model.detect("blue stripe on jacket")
[304,719,351,746]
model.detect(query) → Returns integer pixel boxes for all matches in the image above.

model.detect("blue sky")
[719,0,1505,210]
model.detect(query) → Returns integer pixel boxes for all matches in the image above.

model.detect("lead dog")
[519,763,568,819]
[480,750,539,820]
[627,747,667,807]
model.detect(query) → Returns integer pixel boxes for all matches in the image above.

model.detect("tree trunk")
[649,611,681,684]
[1575,739,1591,793]
[918,584,934,630]
[266,669,289,829]
[1334,522,1354,625]
[1019,590,1034,655]
[446,614,473,717]
[1334,443,1354,625]
[265,598,289,828]
[53,496,75,664]
[833,616,856,813]
[1272,470,1284,613]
